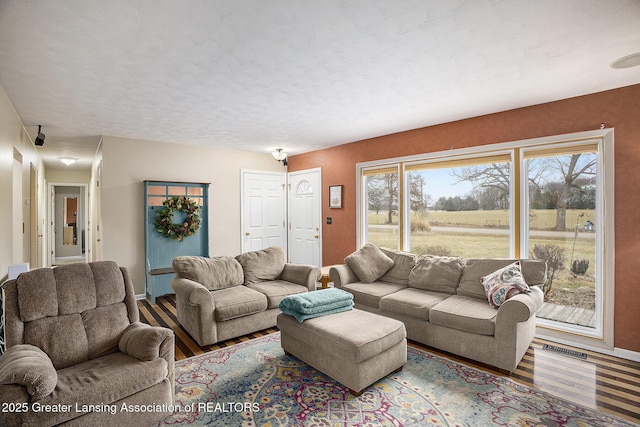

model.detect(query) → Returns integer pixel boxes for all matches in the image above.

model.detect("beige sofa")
[0,261,175,427]
[330,244,546,372]
[171,246,321,346]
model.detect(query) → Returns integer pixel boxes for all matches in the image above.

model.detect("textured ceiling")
[0,0,639,169]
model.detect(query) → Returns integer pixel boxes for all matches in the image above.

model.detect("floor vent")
[542,344,587,360]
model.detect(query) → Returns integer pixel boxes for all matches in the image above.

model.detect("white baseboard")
[613,347,640,363]
[537,332,640,362]
[135,293,146,300]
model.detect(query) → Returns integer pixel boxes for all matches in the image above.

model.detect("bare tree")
[552,154,596,231]
[367,172,398,224]
[454,154,595,230]
[452,163,510,200]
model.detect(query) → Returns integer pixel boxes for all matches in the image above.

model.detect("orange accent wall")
[288,84,640,352]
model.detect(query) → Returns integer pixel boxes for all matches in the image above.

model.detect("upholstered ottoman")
[277,309,407,395]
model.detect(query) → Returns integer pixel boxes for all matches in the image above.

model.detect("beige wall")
[100,136,285,294]
[46,167,91,183]
[0,85,43,279]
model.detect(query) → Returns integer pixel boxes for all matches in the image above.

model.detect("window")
[357,130,614,348]
[362,166,400,250]
[405,155,512,258]
[523,143,602,336]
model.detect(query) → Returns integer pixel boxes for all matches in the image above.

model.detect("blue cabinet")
[144,181,209,303]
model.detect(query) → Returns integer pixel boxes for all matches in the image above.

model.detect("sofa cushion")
[247,280,308,309]
[82,303,130,359]
[342,281,407,308]
[54,263,97,315]
[173,256,244,290]
[211,286,268,321]
[378,248,417,285]
[24,314,90,370]
[90,261,127,306]
[236,246,287,285]
[408,255,464,294]
[380,288,450,320]
[481,261,531,308]
[344,243,395,283]
[16,268,58,322]
[429,295,497,336]
[457,258,546,300]
[26,352,167,427]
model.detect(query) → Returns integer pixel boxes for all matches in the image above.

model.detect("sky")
[416,168,473,202]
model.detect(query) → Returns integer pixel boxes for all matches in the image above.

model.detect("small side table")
[319,273,332,289]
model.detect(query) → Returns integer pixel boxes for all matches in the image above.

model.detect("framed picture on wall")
[329,185,342,209]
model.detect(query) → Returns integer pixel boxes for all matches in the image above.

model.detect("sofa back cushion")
[9,261,136,370]
[344,243,394,283]
[235,246,286,285]
[173,255,244,290]
[408,255,464,294]
[457,258,547,300]
[378,248,417,285]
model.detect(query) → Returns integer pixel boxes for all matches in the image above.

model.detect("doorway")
[240,170,287,253]
[49,183,89,265]
[288,168,322,267]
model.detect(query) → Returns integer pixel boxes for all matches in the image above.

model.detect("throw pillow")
[344,243,394,283]
[235,246,286,285]
[173,256,244,290]
[409,255,464,294]
[481,261,530,308]
[379,247,417,285]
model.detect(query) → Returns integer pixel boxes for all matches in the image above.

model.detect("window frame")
[356,129,614,350]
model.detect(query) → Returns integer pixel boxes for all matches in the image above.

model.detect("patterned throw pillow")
[481,261,530,308]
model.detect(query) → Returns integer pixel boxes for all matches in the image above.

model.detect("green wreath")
[155,195,201,241]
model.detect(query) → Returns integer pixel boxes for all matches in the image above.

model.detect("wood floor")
[138,295,640,425]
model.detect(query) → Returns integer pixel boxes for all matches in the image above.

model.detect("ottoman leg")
[349,388,364,397]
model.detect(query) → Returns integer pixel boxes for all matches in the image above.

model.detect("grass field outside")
[366,209,596,313]
[368,209,595,231]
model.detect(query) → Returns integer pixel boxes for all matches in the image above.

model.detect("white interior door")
[288,168,322,267]
[241,170,286,253]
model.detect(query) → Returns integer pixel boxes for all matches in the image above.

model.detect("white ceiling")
[1,0,639,169]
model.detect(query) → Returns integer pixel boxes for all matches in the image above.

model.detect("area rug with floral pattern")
[155,332,635,426]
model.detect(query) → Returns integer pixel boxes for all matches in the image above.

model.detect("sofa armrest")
[281,264,321,291]
[118,322,174,362]
[0,344,57,401]
[172,277,215,308]
[329,264,360,288]
[496,286,544,324]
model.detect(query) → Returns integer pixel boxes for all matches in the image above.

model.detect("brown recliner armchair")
[0,261,175,427]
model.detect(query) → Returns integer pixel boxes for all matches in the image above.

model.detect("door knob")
[314,234,319,239]
[245,232,250,236]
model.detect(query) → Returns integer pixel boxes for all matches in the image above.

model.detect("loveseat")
[329,243,546,372]
[0,261,175,427]
[171,246,320,346]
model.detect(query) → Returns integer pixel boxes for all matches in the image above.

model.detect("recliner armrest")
[0,344,57,401]
[118,322,174,362]
[329,264,359,288]
[281,264,321,291]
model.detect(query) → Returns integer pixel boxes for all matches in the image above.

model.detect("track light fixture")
[272,148,288,166]
[34,125,45,146]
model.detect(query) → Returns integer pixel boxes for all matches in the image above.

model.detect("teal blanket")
[279,288,354,323]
